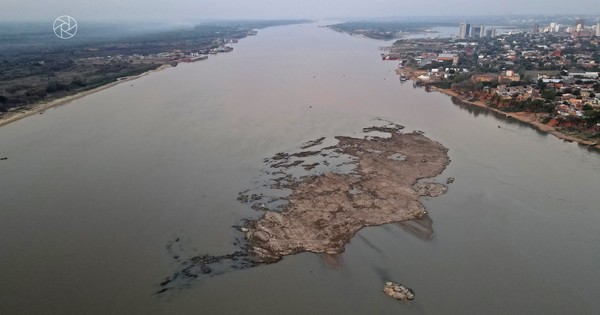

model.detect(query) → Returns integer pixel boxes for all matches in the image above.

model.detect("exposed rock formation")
[243,128,450,263]
[157,124,451,294]
[383,281,415,301]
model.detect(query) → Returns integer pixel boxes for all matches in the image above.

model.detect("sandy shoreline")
[0,64,172,128]
[430,86,600,151]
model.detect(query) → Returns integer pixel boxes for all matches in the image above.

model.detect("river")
[1,22,599,314]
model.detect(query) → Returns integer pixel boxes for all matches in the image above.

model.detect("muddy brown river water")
[1,22,599,314]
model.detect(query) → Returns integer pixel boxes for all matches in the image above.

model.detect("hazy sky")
[2,0,600,22]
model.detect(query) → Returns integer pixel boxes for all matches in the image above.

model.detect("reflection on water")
[357,233,386,255]
[158,234,254,294]
[398,213,434,241]
[319,253,344,270]
[449,95,489,118]
[447,94,600,152]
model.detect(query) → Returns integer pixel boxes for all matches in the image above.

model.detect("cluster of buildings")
[460,19,600,40]
[533,19,600,38]
[536,71,599,113]
[395,19,600,132]
[458,22,496,39]
[467,33,600,115]
[79,47,232,66]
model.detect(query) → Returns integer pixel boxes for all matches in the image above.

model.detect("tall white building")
[575,18,584,32]
[459,22,470,39]
[597,22,600,36]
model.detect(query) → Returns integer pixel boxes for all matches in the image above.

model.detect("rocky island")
[383,281,416,301]
[158,123,451,293]
[242,125,450,263]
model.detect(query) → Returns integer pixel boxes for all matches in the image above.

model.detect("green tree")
[453,73,467,83]
[542,90,556,102]
[70,76,86,88]
[538,79,547,91]
[584,110,600,126]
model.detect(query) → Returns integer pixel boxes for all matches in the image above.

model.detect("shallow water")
[1,22,599,314]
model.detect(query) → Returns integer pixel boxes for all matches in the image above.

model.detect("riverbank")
[429,86,600,150]
[0,64,172,128]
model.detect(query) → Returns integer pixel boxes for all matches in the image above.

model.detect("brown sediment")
[243,128,450,263]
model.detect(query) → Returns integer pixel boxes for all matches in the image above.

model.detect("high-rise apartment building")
[459,22,470,39]
[471,26,482,39]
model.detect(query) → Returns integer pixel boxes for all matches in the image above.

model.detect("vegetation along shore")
[0,20,308,127]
